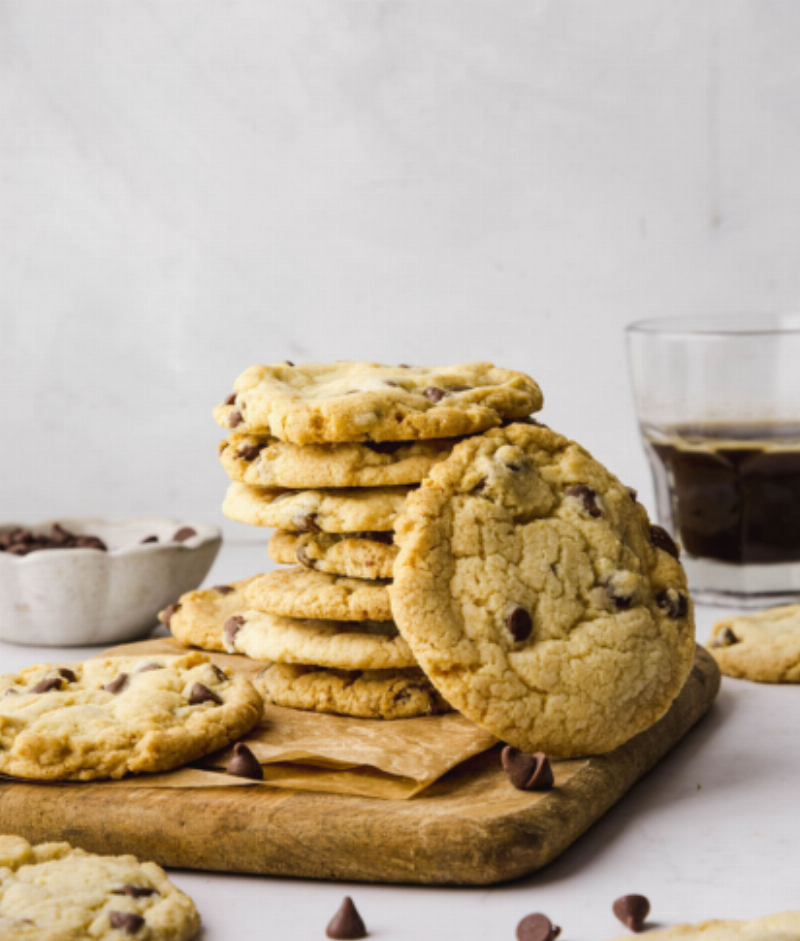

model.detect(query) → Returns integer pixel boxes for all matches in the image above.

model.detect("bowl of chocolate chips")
[0,518,221,646]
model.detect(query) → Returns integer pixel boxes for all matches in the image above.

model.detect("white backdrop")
[3,0,800,540]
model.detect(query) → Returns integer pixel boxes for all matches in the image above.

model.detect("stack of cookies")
[162,361,544,720]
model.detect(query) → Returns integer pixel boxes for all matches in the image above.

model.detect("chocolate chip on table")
[57,668,77,683]
[228,410,244,428]
[29,677,63,694]
[292,512,321,533]
[226,743,264,780]
[224,616,245,648]
[140,535,158,544]
[112,884,158,898]
[506,604,533,642]
[173,527,197,542]
[213,585,235,595]
[502,746,554,792]
[109,911,146,934]
[189,683,222,705]
[566,484,602,517]
[236,443,264,462]
[326,896,367,940]
[160,604,181,627]
[516,912,561,941]
[712,626,740,648]
[655,589,688,619]
[612,894,651,932]
[423,387,447,403]
[650,524,680,560]
[103,673,129,694]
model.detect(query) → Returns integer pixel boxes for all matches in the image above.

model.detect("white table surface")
[1,543,798,940]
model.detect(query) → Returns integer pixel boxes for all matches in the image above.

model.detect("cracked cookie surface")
[269,531,398,580]
[219,432,457,489]
[0,835,200,940]
[227,611,416,671]
[246,567,392,622]
[0,653,262,780]
[254,663,450,719]
[707,604,800,683]
[389,423,695,757]
[213,361,543,443]
[609,911,800,940]
[223,482,411,533]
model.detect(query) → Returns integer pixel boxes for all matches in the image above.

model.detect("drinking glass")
[627,315,800,606]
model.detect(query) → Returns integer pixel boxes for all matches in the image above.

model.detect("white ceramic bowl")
[0,518,221,647]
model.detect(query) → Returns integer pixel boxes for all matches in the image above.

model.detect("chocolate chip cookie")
[254,663,451,719]
[220,432,457,489]
[223,482,411,532]
[160,578,258,653]
[246,568,392,622]
[213,361,543,443]
[269,531,398,580]
[389,423,695,758]
[0,653,262,780]
[0,834,200,939]
[707,604,800,683]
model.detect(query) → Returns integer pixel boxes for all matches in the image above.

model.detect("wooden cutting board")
[0,646,719,886]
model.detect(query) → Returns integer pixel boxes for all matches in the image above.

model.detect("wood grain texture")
[0,646,719,886]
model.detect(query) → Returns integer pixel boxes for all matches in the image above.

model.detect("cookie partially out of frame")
[0,834,200,940]
[269,531,398,580]
[707,604,800,683]
[389,423,695,758]
[0,653,262,781]
[213,361,543,443]
[254,663,451,720]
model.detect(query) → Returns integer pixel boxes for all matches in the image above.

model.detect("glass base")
[683,556,800,608]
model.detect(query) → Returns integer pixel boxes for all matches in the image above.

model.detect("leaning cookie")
[220,432,457,489]
[269,531,398,580]
[160,578,258,652]
[0,653,262,781]
[707,604,800,683]
[223,481,411,533]
[213,361,543,443]
[609,911,800,940]
[0,834,200,940]
[389,423,696,758]
[245,567,392,622]
[225,611,416,671]
[254,663,451,720]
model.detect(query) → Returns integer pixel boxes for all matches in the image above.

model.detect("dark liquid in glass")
[645,423,800,564]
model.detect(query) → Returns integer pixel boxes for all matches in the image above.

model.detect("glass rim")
[626,314,800,338]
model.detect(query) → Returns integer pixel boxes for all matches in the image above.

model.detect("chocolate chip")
[295,543,316,570]
[612,894,650,932]
[226,743,264,780]
[109,911,145,934]
[424,386,447,403]
[173,527,197,542]
[384,380,401,387]
[292,512,321,533]
[627,487,638,502]
[140,535,158,544]
[502,746,554,792]
[365,441,404,455]
[160,603,181,627]
[224,615,245,650]
[656,589,688,619]
[603,577,634,610]
[712,626,740,648]
[57,668,77,683]
[103,673,129,694]
[139,663,163,673]
[516,913,561,941]
[50,523,74,544]
[326,897,367,940]
[450,385,472,392]
[398,363,411,368]
[228,410,244,428]
[236,443,264,461]
[112,884,158,898]
[73,535,108,551]
[566,484,602,517]
[211,664,227,682]
[223,392,237,405]
[650,524,680,560]
[5,544,33,555]
[29,677,63,694]
[506,605,533,642]
[283,360,295,366]
[190,682,222,705]
[213,585,235,595]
